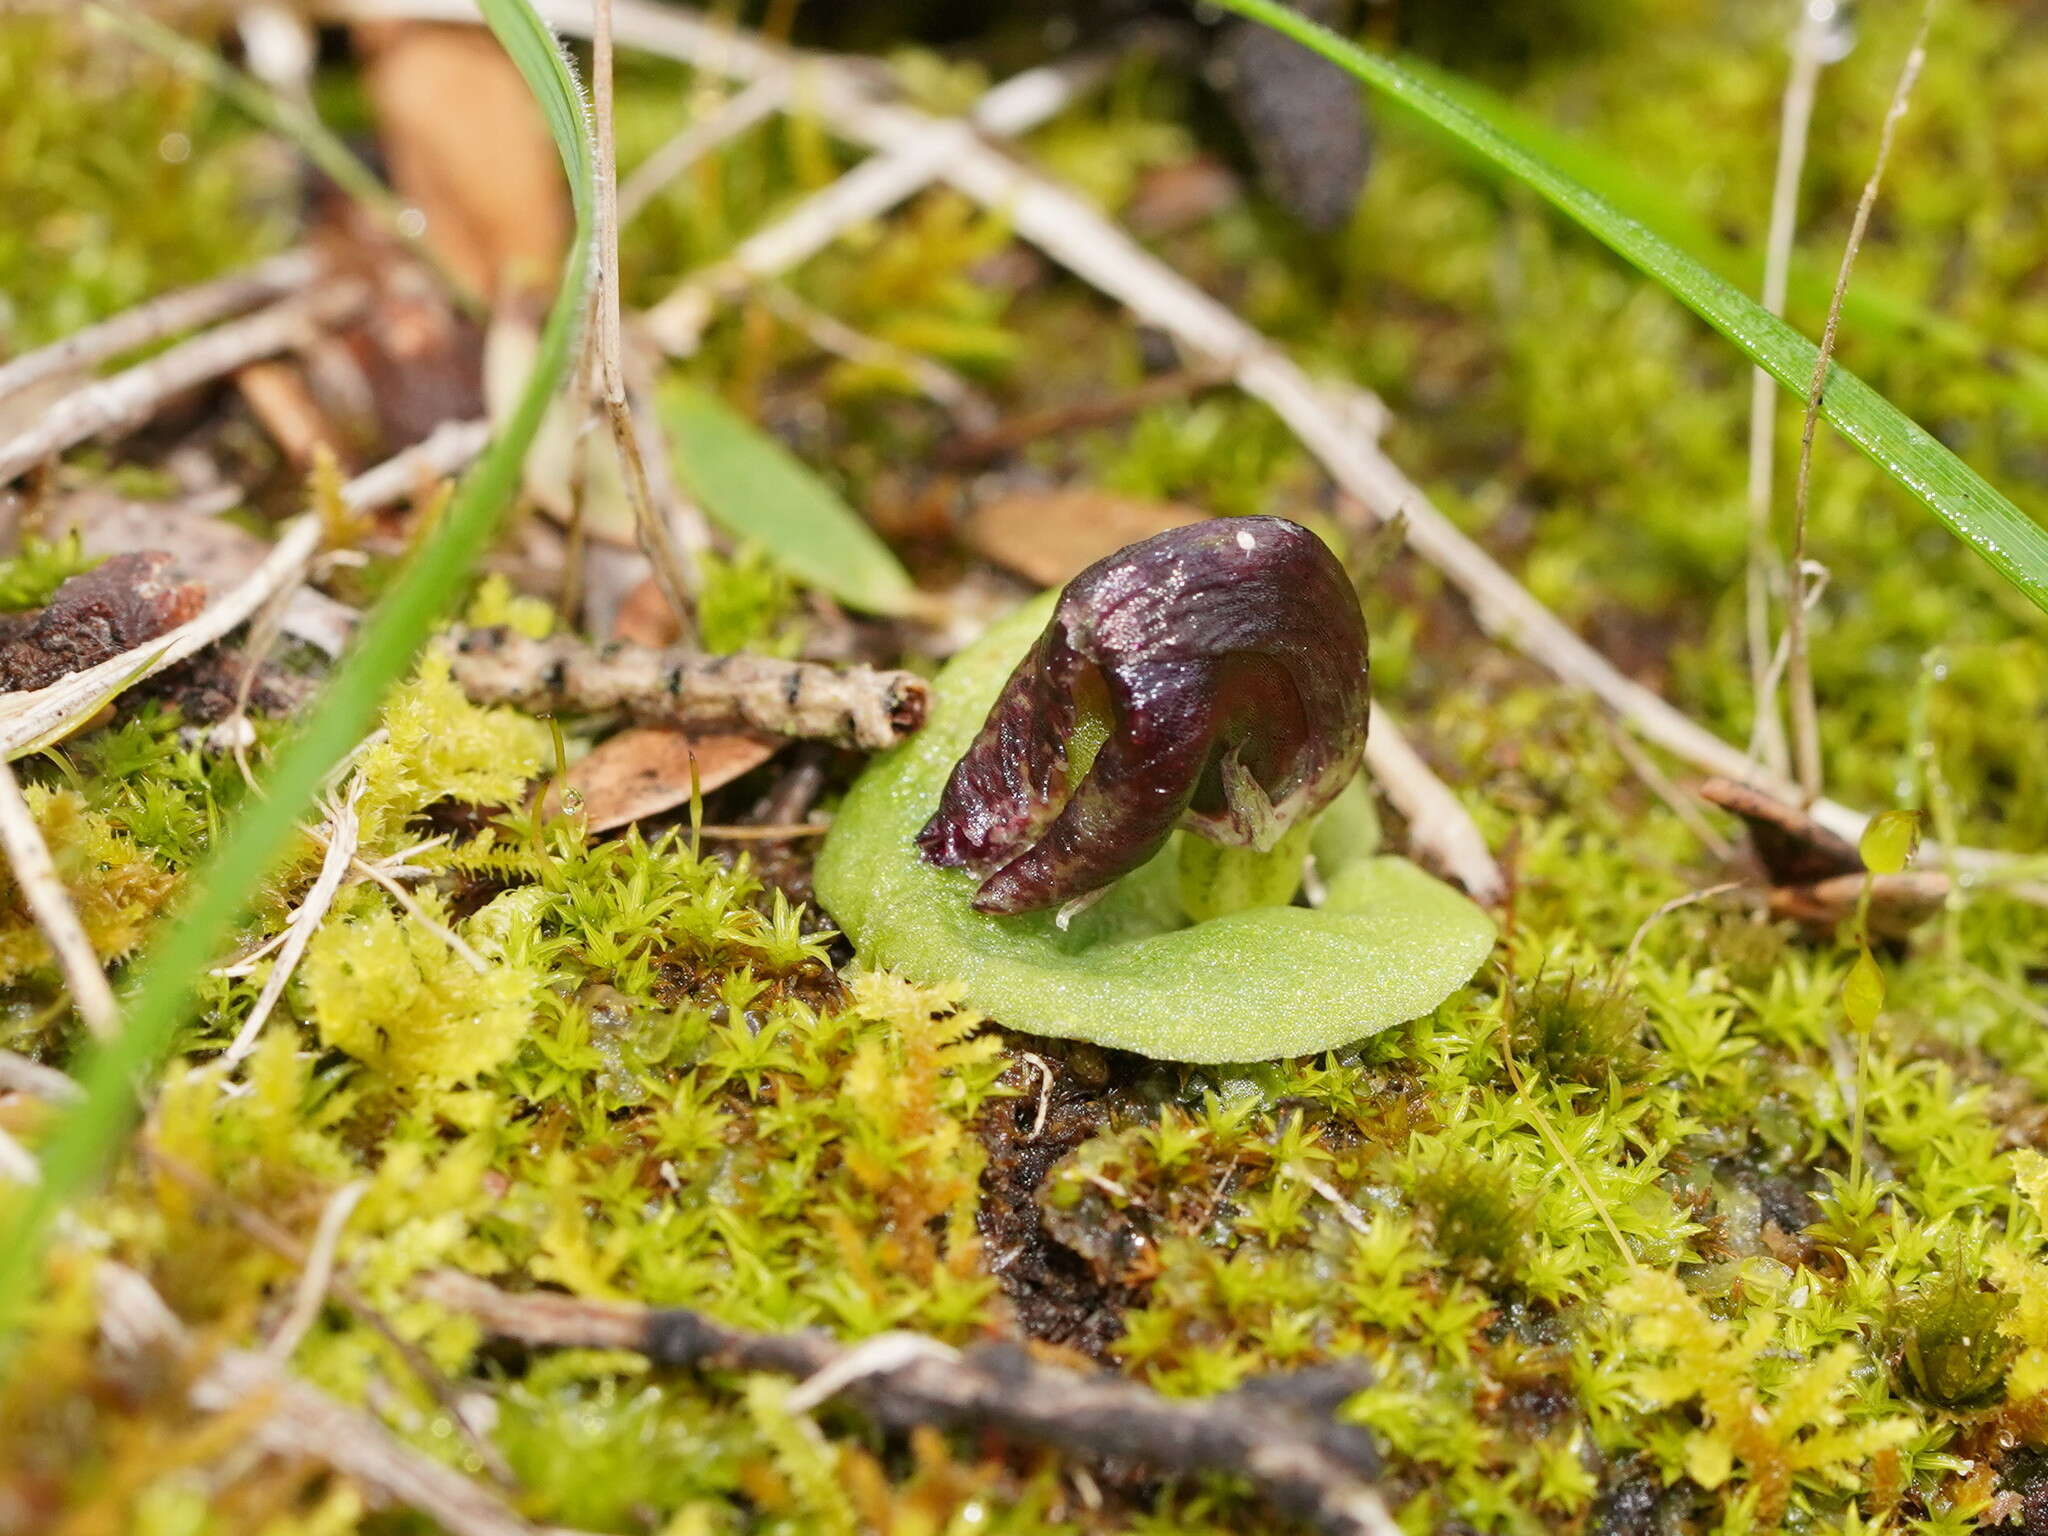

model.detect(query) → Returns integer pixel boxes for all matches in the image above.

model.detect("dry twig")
[0,282,366,485]
[0,758,122,1039]
[96,1262,535,1536]
[618,73,788,223]
[1363,703,1504,906]
[0,249,321,405]
[0,1047,82,1103]
[427,1271,1401,1536]
[1785,2,1935,802]
[446,626,929,751]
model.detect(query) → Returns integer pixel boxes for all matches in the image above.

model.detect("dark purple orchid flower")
[917,516,1369,915]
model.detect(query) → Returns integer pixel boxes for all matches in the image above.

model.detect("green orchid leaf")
[816,596,1496,1063]
[661,381,921,617]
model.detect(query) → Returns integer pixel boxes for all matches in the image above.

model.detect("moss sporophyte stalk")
[816,518,1495,1062]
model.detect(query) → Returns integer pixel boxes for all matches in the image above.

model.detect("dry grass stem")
[1744,0,1838,775]
[0,1124,40,1184]
[1785,1,1936,803]
[0,249,320,405]
[0,758,122,1039]
[0,1048,82,1103]
[759,282,996,428]
[0,282,366,484]
[592,0,698,639]
[218,787,362,1070]
[263,1179,368,1363]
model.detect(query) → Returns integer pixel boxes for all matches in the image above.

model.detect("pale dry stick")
[428,1270,1401,1536]
[347,851,488,972]
[593,0,699,639]
[0,281,366,485]
[0,1124,39,1184]
[617,73,789,223]
[218,788,362,1070]
[758,282,997,430]
[264,1179,368,1363]
[0,249,320,405]
[338,417,492,512]
[96,1263,539,1536]
[1785,2,1936,804]
[1745,0,1840,775]
[1363,702,1505,906]
[0,759,122,1039]
[333,0,2024,879]
[0,1047,82,1103]
[1599,716,1736,863]
[639,47,1127,353]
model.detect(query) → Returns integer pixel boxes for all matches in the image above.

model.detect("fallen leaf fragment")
[1698,777,1862,886]
[965,489,1204,589]
[357,21,569,303]
[548,726,781,833]
[0,554,204,693]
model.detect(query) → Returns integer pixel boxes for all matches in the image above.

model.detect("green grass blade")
[662,381,921,616]
[1390,55,2048,424]
[0,0,593,1333]
[1213,0,2048,613]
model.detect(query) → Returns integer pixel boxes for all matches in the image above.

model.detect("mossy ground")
[5,2,2048,1532]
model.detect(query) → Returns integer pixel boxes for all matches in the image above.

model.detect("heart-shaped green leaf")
[816,597,1496,1062]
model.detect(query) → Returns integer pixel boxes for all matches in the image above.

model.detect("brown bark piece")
[548,726,782,833]
[0,553,205,693]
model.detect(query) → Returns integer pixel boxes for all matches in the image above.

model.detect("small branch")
[96,1263,535,1536]
[445,627,929,751]
[617,73,788,223]
[1744,0,1837,775]
[0,283,367,485]
[939,363,1232,468]
[0,759,122,1039]
[593,0,698,641]
[0,249,320,405]
[1785,2,1935,803]
[1363,703,1504,906]
[427,1272,1401,1536]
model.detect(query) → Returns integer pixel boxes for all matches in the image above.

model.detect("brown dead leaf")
[1698,777,1863,887]
[549,727,781,833]
[966,490,1204,589]
[612,576,680,648]
[357,22,569,303]
[1769,871,1951,942]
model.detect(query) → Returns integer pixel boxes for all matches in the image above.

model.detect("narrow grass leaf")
[662,382,920,617]
[1212,0,2048,614]
[0,0,593,1332]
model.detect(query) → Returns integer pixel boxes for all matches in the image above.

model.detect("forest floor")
[5,2,2048,1533]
